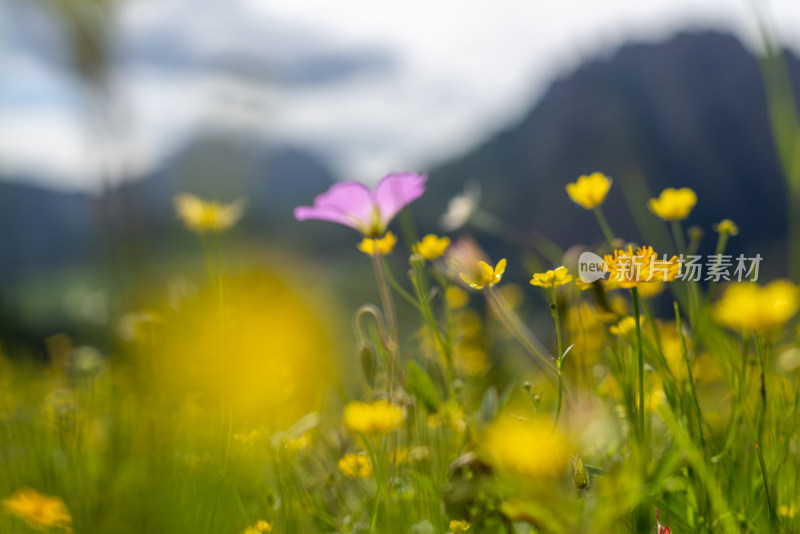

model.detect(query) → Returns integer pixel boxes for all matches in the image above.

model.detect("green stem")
[755,335,768,443]
[674,302,705,447]
[593,206,616,247]
[551,288,565,429]
[755,441,777,526]
[631,287,645,442]
[670,220,687,253]
[487,287,558,375]
[382,256,422,311]
[371,252,399,400]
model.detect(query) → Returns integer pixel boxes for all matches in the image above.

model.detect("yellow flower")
[449,519,472,533]
[343,400,404,435]
[243,520,273,534]
[778,504,798,518]
[357,231,397,256]
[712,280,799,333]
[459,259,507,290]
[413,234,451,260]
[481,417,569,480]
[648,188,697,220]
[530,266,573,289]
[714,219,739,236]
[609,316,644,336]
[338,453,372,478]
[566,172,613,209]
[445,286,469,309]
[603,246,680,290]
[2,488,72,531]
[174,193,244,233]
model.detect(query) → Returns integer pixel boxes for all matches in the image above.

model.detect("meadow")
[0,168,799,534]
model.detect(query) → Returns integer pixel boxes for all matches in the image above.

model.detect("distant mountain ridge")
[1,31,797,286]
[420,31,795,276]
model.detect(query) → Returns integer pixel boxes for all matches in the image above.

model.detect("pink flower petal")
[372,173,427,226]
[294,181,374,232]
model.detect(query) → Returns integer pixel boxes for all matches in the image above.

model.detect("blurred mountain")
[0,140,342,285]
[420,31,795,276]
[2,30,799,289]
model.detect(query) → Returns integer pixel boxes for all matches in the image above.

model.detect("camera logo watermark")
[578,252,610,283]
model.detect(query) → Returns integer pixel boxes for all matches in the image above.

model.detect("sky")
[1,0,800,192]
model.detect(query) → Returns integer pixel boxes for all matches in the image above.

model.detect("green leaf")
[407,360,441,412]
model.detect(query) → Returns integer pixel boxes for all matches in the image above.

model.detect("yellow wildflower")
[174,193,244,233]
[481,417,569,480]
[413,234,451,260]
[530,266,573,289]
[286,433,311,452]
[357,231,397,256]
[603,246,680,290]
[714,219,739,236]
[2,488,72,531]
[566,172,613,209]
[343,400,404,435]
[459,259,506,290]
[338,453,372,478]
[778,504,797,518]
[609,316,644,336]
[449,519,472,533]
[445,286,469,309]
[243,520,273,534]
[648,188,697,220]
[712,280,799,333]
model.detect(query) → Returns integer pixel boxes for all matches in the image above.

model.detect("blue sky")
[1,0,799,192]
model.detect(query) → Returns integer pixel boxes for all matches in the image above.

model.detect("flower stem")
[755,441,777,526]
[631,287,645,442]
[487,287,558,375]
[674,302,705,447]
[551,288,565,429]
[671,220,687,252]
[593,206,616,247]
[371,252,399,401]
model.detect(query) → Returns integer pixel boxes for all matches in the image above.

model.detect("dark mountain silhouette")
[1,31,797,302]
[419,31,795,277]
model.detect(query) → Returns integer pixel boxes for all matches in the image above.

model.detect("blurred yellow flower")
[714,219,739,235]
[338,453,372,478]
[413,234,451,260]
[357,232,397,256]
[481,417,569,480]
[174,193,244,234]
[445,286,469,309]
[243,520,273,534]
[449,519,472,533]
[778,504,798,518]
[604,246,680,289]
[460,259,506,290]
[2,488,72,531]
[566,172,612,209]
[712,280,799,333]
[530,266,573,289]
[609,316,644,336]
[344,400,404,435]
[648,188,697,220]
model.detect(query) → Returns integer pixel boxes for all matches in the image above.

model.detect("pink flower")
[294,173,427,237]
